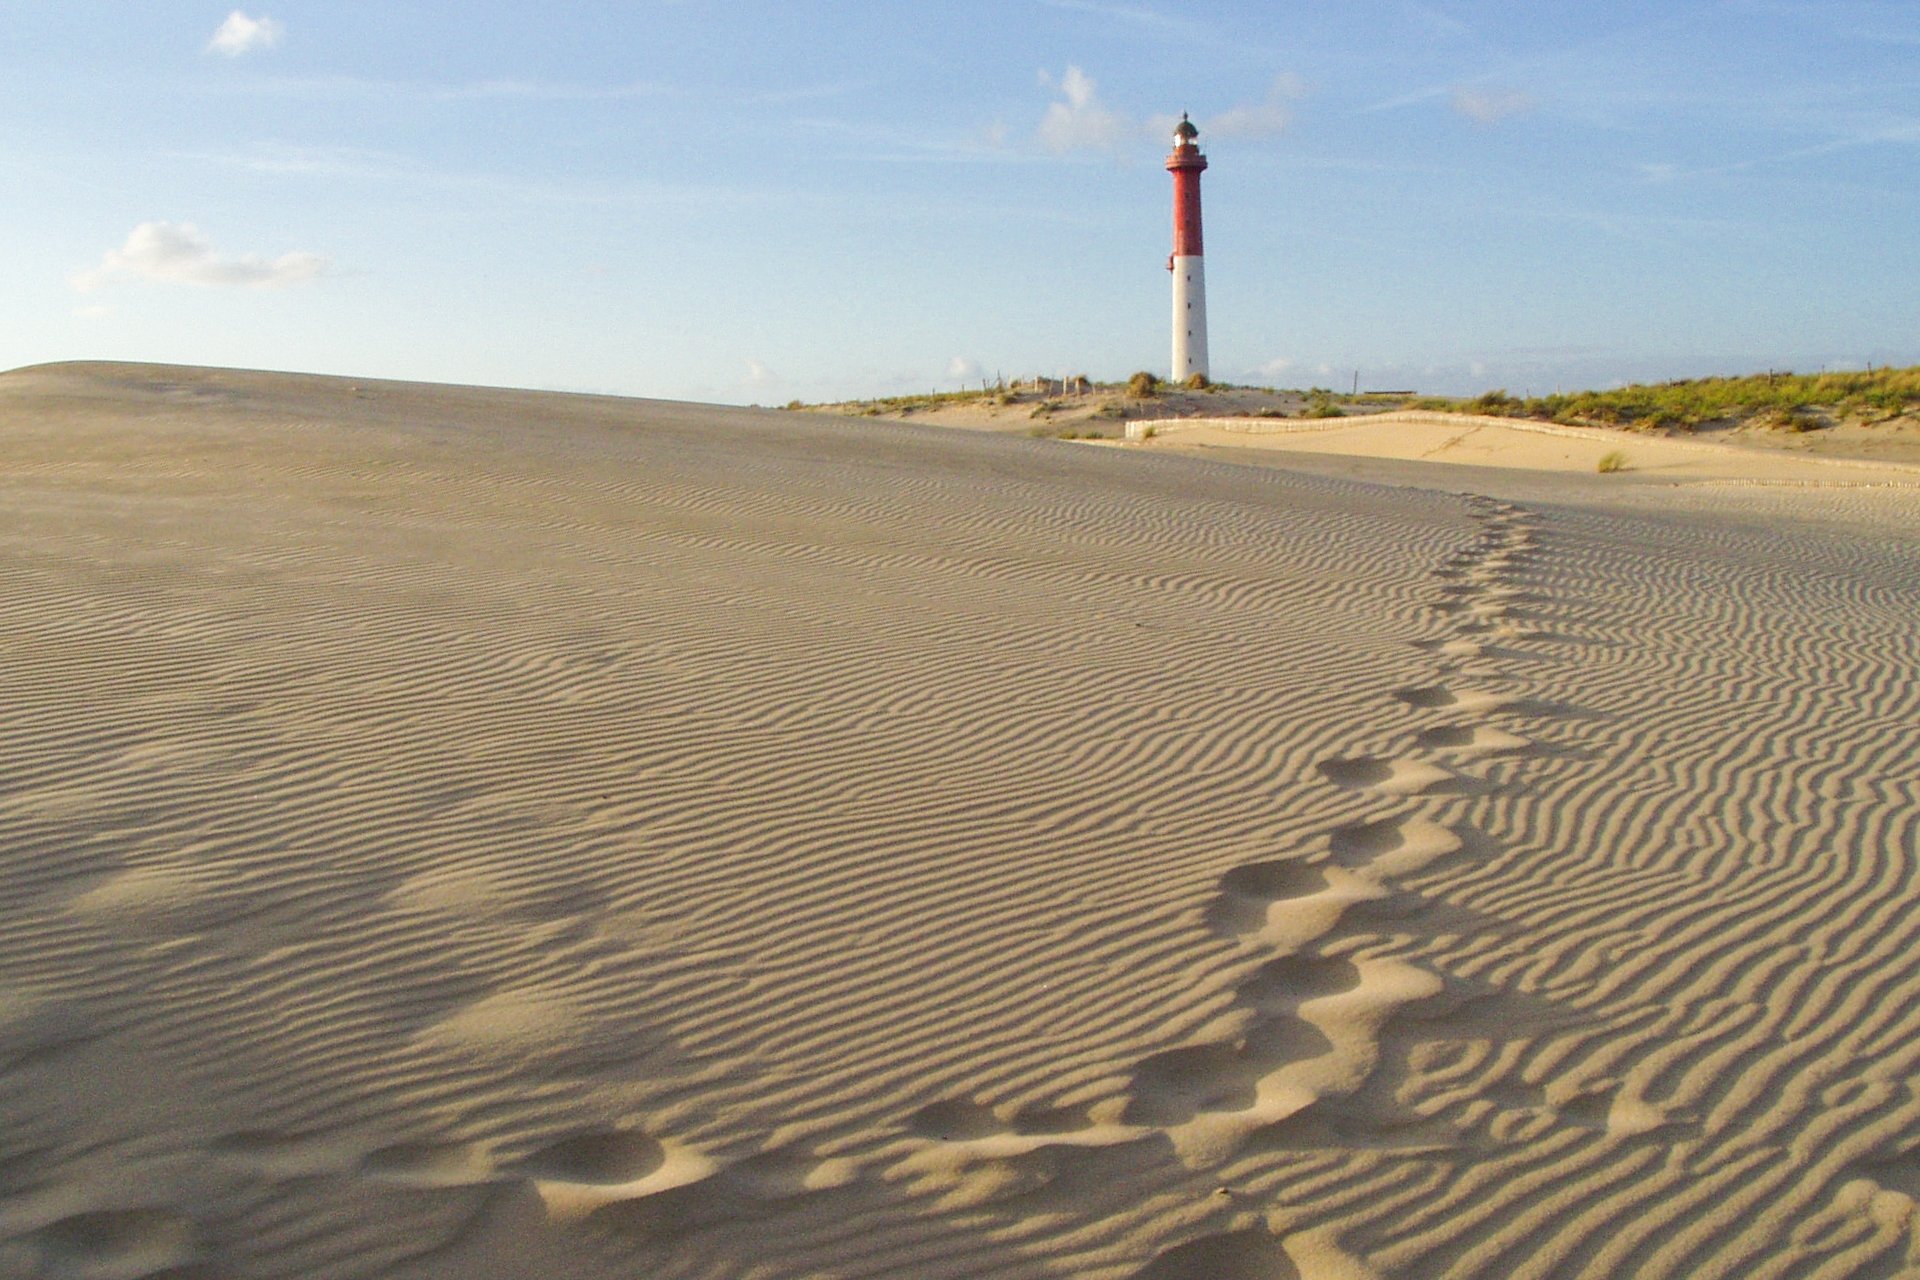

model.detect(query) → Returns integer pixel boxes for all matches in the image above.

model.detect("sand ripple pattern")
[2,365,1918,1278]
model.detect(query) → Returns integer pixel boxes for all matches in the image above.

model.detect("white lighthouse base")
[1171,254,1209,383]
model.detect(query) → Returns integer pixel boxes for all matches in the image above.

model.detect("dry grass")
[1419,366,1920,432]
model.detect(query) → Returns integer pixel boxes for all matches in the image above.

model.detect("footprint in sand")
[1205,861,1387,950]
[580,1140,858,1240]
[1113,957,1446,1147]
[895,1098,1155,1212]
[1122,1044,1268,1126]
[907,1098,1016,1142]
[1415,724,1532,757]
[1236,955,1364,1011]
[1204,861,1329,939]
[519,1129,666,1185]
[1392,683,1462,710]
[1316,755,1453,797]
[512,1126,728,1226]
[19,1206,201,1280]
[1433,637,1493,660]
[905,1097,1110,1146]
[1326,815,1465,877]
[1397,684,1571,725]
[1134,1226,1295,1279]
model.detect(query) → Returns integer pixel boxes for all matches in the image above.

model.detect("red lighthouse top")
[1166,113,1206,261]
[1165,113,1208,173]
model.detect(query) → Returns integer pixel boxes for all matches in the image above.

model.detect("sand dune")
[1129,410,1920,487]
[2,362,1918,1278]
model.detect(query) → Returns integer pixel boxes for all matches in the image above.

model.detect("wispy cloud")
[73,222,327,291]
[189,72,667,104]
[164,142,403,178]
[1451,87,1537,125]
[1729,0,1920,45]
[1151,75,1305,142]
[1636,115,1920,184]
[168,137,1097,226]
[1037,0,1193,34]
[1041,67,1306,155]
[207,11,283,56]
[785,116,1052,167]
[1037,66,1131,154]
[1401,2,1471,38]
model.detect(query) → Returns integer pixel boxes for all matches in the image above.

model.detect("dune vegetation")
[1418,365,1920,432]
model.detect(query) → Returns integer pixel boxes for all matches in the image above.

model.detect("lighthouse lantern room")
[1165,113,1209,383]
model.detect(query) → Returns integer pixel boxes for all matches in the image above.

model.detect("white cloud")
[72,222,327,291]
[208,11,284,56]
[1193,75,1304,141]
[1037,66,1132,154]
[1048,68,1305,158]
[1451,87,1536,125]
[947,356,983,384]
[744,359,773,387]
[1257,357,1294,378]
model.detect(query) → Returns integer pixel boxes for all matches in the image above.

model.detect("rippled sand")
[2,362,1918,1279]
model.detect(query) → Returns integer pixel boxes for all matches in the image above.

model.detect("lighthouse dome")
[1174,113,1199,142]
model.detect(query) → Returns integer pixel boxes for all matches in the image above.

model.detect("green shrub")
[1127,371,1161,399]
[1596,450,1628,474]
[1304,390,1343,419]
[1416,365,1920,431]
[1185,372,1209,390]
[1778,405,1827,432]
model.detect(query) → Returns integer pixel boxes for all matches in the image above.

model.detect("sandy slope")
[2,362,1918,1279]
[1126,410,1920,485]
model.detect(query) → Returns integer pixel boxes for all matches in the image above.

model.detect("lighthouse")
[1166,113,1209,383]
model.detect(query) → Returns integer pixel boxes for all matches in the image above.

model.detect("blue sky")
[3,1,1916,402]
